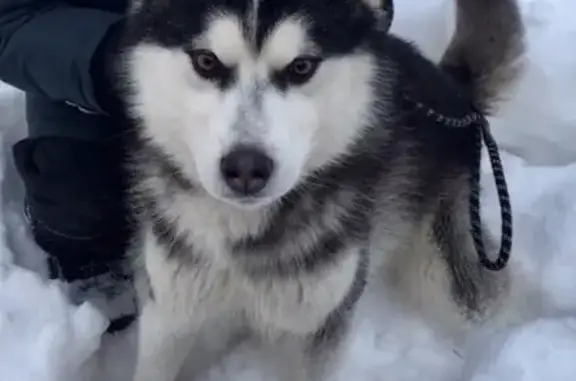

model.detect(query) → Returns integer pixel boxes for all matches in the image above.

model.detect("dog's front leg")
[132,298,203,381]
[271,327,350,381]
[131,243,225,381]
[263,305,353,381]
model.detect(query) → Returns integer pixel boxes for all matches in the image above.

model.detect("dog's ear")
[129,0,164,14]
[129,0,145,13]
[361,0,394,32]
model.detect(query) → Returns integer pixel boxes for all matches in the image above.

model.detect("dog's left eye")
[189,50,227,80]
[284,56,322,85]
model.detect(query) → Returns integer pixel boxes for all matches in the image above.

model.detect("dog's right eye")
[284,56,322,85]
[189,50,226,80]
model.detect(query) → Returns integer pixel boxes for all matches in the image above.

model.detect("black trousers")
[12,94,131,280]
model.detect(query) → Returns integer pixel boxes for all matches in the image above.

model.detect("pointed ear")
[361,0,394,32]
[129,0,144,13]
[129,0,164,14]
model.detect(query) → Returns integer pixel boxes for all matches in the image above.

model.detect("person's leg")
[12,94,136,333]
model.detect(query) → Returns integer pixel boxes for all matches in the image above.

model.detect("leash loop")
[411,101,513,271]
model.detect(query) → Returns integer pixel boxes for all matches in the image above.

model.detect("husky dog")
[119,0,525,380]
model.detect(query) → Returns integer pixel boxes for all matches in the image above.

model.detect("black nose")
[220,146,274,196]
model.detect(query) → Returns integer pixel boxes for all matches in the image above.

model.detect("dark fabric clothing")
[13,132,127,241]
[25,94,125,141]
[12,123,132,280]
[12,94,133,279]
[0,1,132,292]
[0,0,127,115]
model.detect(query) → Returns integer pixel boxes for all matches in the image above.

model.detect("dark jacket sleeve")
[0,0,122,114]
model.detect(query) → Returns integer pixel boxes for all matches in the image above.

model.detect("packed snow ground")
[1,0,576,380]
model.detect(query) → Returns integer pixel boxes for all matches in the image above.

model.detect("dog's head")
[123,0,392,208]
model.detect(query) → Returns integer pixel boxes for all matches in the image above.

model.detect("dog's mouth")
[218,193,277,210]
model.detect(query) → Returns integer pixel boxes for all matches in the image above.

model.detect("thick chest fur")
[138,191,365,336]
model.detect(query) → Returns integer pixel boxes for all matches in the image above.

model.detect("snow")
[459,317,576,381]
[1,0,576,380]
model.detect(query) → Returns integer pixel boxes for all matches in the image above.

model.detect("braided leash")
[470,116,513,271]
[412,102,513,271]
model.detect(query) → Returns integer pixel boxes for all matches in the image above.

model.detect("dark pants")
[12,94,131,280]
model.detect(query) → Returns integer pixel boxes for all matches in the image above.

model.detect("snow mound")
[0,265,107,381]
[461,317,576,381]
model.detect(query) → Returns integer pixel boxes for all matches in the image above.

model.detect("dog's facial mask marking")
[127,1,381,208]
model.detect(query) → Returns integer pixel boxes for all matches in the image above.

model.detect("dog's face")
[124,0,391,208]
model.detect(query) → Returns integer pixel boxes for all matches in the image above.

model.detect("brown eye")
[189,50,225,80]
[285,56,322,85]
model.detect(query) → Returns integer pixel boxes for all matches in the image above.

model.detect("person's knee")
[13,136,128,241]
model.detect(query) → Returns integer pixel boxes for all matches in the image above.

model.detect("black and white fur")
[118,0,525,380]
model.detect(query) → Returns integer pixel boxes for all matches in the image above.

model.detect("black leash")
[411,102,513,272]
[470,115,513,271]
